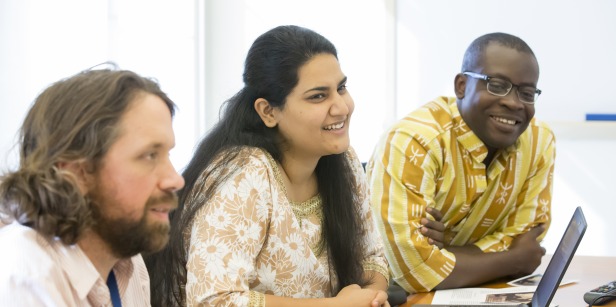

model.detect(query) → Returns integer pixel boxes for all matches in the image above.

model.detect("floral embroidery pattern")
[184,147,388,306]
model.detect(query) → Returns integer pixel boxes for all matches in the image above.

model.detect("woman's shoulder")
[233,146,275,167]
[344,146,364,171]
[345,146,359,160]
[206,146,278,177]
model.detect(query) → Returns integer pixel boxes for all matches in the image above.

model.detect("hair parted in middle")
[144,25,370,306]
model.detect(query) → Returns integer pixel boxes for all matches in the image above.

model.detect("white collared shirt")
[0,222,151,306]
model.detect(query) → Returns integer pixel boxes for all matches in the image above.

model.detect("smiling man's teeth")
[493,116,516,125]
[324,122,344,130]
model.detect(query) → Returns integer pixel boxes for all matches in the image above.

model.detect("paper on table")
[507,273,578,287]
[432,286,537,305]
[507,274,543,287]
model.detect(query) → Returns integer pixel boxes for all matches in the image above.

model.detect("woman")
[146,25,389,307]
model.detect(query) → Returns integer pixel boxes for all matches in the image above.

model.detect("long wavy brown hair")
[0,66,176,245]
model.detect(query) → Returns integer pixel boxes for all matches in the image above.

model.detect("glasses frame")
[462,71,542,105]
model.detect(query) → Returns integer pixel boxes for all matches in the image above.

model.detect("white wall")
[0,0,108,170]
[395,0,616,122]
[1,0,614,257]
[1,0,395,169]
[0,0,199,173]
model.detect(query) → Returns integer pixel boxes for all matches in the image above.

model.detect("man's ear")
[254,98,278,128]
[55,160,92,195]
[454,73,467,99]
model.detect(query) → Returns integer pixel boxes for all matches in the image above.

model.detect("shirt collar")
[54,240,135,300]
[449,99,519,165]
[54,241,100,300]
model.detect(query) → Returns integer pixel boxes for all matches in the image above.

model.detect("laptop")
[412,206,587,307]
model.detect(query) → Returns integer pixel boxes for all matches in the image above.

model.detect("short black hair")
[461,32,536,72]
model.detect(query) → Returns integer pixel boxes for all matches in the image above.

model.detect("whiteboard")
[395,0,616,123]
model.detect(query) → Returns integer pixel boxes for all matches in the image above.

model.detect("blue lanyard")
[106,271,122,307]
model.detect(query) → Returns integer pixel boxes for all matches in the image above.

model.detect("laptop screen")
[532,206,587,307]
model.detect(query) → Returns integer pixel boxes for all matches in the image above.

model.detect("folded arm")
[367,129,555,292]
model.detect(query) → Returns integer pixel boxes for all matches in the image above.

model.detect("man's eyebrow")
[143,142,166,151]
[492,74,537,87]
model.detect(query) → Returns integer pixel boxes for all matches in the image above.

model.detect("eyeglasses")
[463,72,542,105]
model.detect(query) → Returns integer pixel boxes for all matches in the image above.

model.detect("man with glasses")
[367,32,554,293]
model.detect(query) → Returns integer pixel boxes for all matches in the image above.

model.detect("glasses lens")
[517,87,539,104]
[486,78,512,96]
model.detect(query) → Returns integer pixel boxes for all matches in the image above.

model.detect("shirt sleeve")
[474,128,555,252]
[185,151,272,307]
[367,130,455,293]
[0,276,62,307]
[346,148,390,284]
[0,243,73,306]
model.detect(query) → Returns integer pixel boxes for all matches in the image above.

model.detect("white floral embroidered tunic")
[183,146,388,306]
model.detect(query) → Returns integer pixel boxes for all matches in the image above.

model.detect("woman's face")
[273,53,354,161]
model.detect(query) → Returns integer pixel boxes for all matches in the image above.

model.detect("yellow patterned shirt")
[366,96,555,293]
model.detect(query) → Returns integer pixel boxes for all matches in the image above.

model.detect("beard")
[88,188,178,259]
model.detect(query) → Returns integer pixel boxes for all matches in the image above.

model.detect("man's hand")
[435,223,547,290]
[508,225,546,277]
[420,207,445,248]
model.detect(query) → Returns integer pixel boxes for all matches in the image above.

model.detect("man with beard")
[367,33,554,293]
[0,67,185,306]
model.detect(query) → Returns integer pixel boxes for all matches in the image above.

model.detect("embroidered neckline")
[264,152,322,214]
[289,195,322,216]
[264,152,325,255]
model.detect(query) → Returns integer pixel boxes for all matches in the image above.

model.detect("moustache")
[145,191,179,211]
